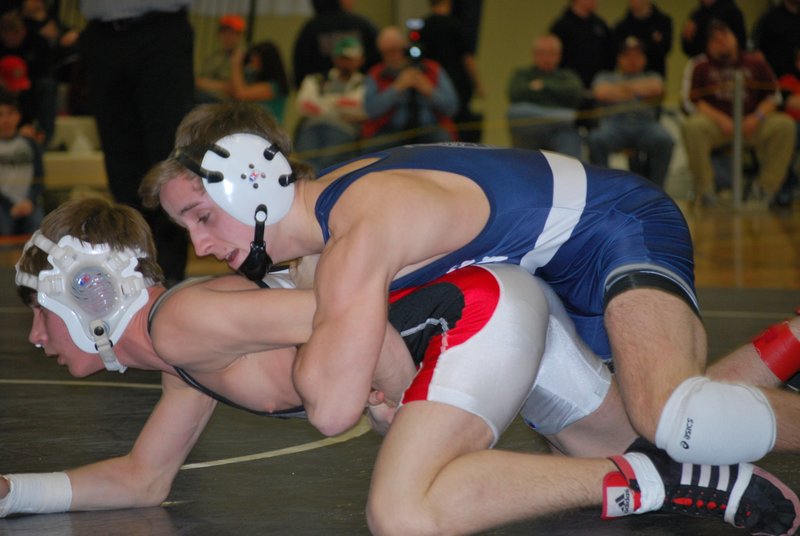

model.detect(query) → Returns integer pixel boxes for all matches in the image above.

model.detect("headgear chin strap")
[15,232,152,373]
[237,203,273,281]
[172,133,296,280]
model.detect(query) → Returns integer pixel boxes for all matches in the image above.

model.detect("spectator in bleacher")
[295,36,367,171]
[0,88,42,235]
[195,14,245,104]
[0,54,35,136]
[613,0,672,79]
[419,0,485,142]
[20,0,80,84]
[291,0,379,89]
[549,0,615,89]
[363,25,458,150]
[754,0,800,207]
[588,36,673,188]
[229,40,290,124]
[680,0,746,59]
[681,20,795,208]
[0,9,56,146]
[506,33,584,158]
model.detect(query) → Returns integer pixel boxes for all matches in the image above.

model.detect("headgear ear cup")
[198,133,295,226]
[175,133,296,281]
[15,232,150,373]
[72,268,116,317]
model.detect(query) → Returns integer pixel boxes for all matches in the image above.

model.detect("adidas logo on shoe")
[602,471,640,518]
[615,491,631,514]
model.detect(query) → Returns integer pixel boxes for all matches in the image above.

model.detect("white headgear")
[15,232,151,373]
[171,132,295,226]
[171,132,296,281]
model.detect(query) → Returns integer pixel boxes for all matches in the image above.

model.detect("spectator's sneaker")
[602,441,799,535]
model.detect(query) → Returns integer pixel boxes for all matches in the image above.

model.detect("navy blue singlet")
[315,144,696,359]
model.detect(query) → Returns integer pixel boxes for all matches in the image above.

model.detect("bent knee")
[367,497,445,536]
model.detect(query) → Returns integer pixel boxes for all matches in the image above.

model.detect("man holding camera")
[362,25,459,151]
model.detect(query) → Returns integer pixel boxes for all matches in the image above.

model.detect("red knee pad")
[752,322,800,382]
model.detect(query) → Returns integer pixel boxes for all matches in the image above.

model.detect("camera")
[406,18,425,62]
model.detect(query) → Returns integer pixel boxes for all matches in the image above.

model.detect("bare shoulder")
[331,165,487,220]
[317,161,490,274]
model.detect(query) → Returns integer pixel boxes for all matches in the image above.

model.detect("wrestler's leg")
[604,288,707,443]
[366,401,612,535]
[708,316,800,389]
[606,288,800,463]
[369,267,798,534]
[368,264,616,533]
[544,379,637,458]
[703,315,800,454]
[519,277,637,457]
[367,399,799,536]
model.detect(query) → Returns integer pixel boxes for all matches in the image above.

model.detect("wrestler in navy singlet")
[315,144,697,359]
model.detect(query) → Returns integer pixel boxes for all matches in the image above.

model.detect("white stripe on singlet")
[521,150,587,273]
[399,317,450,338]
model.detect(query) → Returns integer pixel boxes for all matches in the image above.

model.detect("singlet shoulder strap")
[173,365,306,419]
[147,276,214,334]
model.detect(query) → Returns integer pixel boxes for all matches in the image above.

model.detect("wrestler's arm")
[69,373,215,509]
[151,275,316,366]
[294,223,400,436]
[1,373,216,513]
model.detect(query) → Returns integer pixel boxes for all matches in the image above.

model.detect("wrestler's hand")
[0,476,9,500]
[366,390,398,436]
[367,402,397,436]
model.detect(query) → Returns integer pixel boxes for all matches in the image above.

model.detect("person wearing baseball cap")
[0,55,31,93]
[296,35,367,171]
[588,34,675,189]
[218,14,245,34]
[333,36,363,59]
[196,14,246,103]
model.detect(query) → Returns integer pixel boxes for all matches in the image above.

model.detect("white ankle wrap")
[655,377,776,465]
[0,473,72,517]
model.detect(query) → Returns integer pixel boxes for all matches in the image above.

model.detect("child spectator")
[0,87,43,235]
[295,36,367,171]
[0,9,56,145]
[195,14,246,104]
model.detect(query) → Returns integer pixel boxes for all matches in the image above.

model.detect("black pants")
[79,10,194,283]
